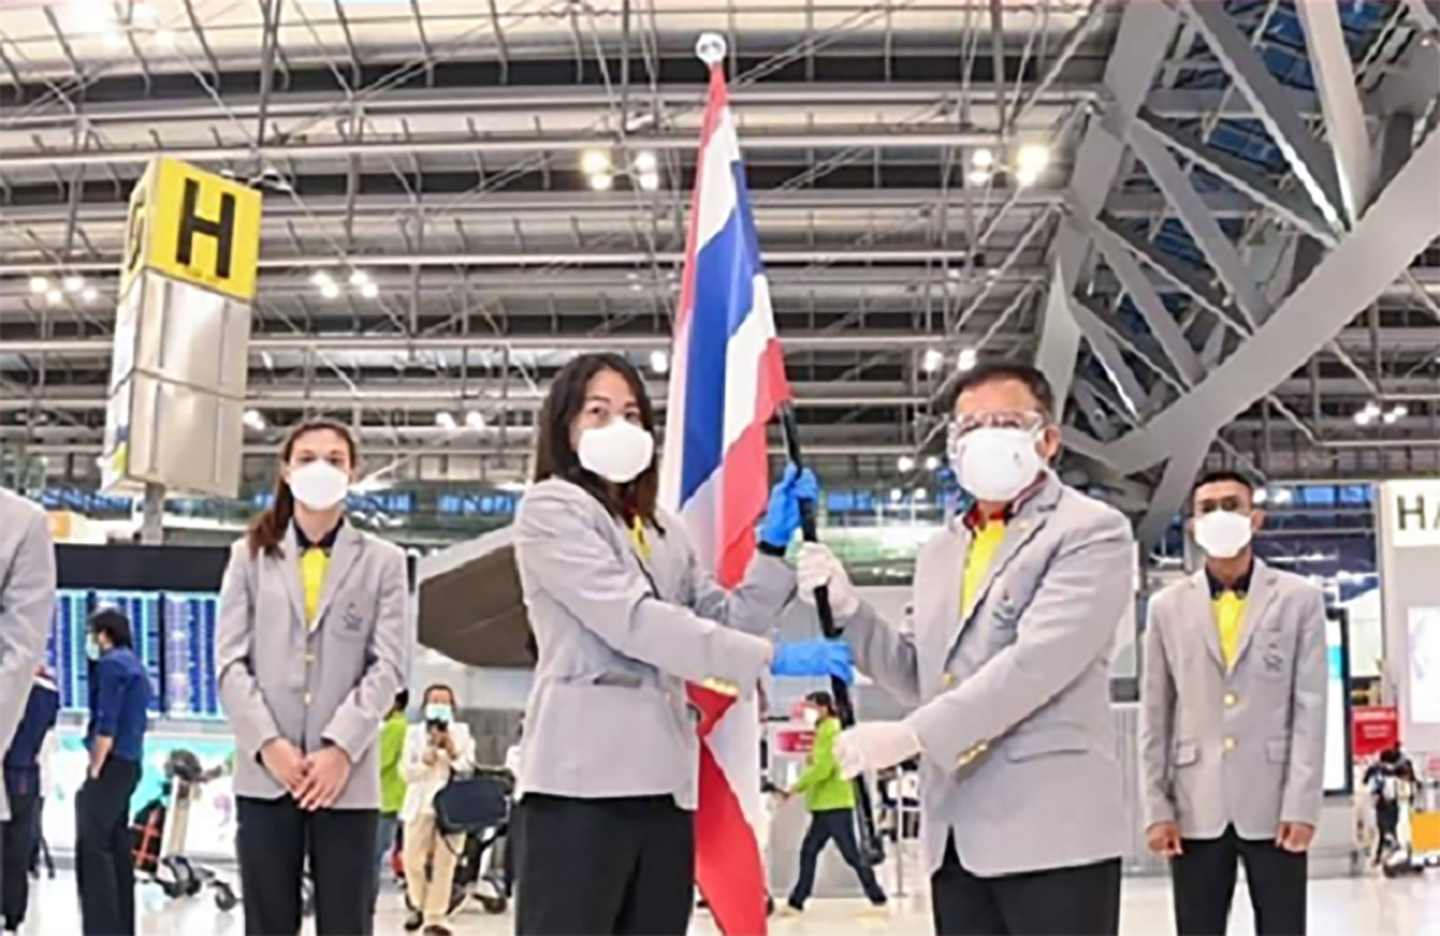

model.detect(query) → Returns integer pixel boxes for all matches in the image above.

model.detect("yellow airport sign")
[120,157,263,302]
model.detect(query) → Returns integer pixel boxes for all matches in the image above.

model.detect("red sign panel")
[1352,705,1400,759]
[774,728,815,755]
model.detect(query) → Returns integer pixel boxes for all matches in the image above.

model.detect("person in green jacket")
[372,689,410,916]
[782,692,888,914]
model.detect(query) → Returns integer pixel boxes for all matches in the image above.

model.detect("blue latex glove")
[758,464,820,549]
[770,639,854,684]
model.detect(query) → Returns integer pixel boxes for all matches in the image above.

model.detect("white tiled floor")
[14,871,1440,934]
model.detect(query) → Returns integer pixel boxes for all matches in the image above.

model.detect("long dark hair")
[246,419,359,558]
[532,353,661,527]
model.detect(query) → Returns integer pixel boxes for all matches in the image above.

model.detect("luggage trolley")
[135,750,240,910]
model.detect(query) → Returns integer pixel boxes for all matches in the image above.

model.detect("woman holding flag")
[511,352,850,936]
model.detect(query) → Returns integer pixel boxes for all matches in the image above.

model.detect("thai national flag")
[658,61,792,936]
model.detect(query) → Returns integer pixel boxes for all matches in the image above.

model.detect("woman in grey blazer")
[512,352,850,936]
[215,419,410,936]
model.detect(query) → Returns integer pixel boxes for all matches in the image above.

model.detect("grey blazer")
[513,478,793,810]
[1140,560,1327,840]
[842,474,1134,877]
[215,523,412,809]
[0,491,56,822]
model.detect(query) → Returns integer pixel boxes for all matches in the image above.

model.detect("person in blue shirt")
[2,666,58,934]
[76,608,151,936]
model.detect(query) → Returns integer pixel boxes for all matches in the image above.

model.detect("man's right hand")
[1146,821,1184,858]
[795,543,860,617]
[260,738,308,794]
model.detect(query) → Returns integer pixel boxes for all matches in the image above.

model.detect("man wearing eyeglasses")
[796,362,1135,936]
[1140,471,1326,936]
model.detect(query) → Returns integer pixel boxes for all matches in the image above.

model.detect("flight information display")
[47,587,224,719]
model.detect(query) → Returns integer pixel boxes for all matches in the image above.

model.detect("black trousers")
[1375,801,1400,862]
[75,757,141,936]
[516,794,694,936]
[235,795,378,936]
[788,808,887,908]
[2,790,40,929]
[932,838,1121,936]
[1172,827,1307,936]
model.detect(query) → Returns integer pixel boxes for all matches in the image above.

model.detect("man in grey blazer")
[796,362,1135,936]
[1141,470,1327,935]
[0,491,57,838]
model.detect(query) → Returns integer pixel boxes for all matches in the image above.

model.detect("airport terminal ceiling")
[1,0,1439,542]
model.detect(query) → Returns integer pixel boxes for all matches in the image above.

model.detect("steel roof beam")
[1181,0,1347,234]
[0,127,1013,172]
[1294,0,1373,224]
[0,189,1266,226]
[1093,120,1440,476]
[1094,213,1250,336]
[1130,110,1340,247]
[1079,215,1204,387]
[1126,120,1267,328]
[1037,0,1180,409]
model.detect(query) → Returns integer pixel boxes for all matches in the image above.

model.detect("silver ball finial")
[695,32,727,67]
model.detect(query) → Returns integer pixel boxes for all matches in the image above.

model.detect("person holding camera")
[401,684,475,935]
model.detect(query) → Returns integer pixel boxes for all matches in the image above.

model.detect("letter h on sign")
[1397,494,1427,532]
[177,179,236,279]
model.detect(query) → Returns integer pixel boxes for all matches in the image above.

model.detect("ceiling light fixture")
[465,411,487,431]
[897,455,916,473]
[638,171,661,192]
[633,151,658,173]
[63,275,84,293]
[435,412,458,430]
[589,172,614,192]
[581,150,611,176]
[971,147,994,169]
[81,287,98,304]
[1016,143,1051,172]
[957,347,978,372]
[966,168,991,187]
[649,350,670,375]
[359,281,379,299]
[28,276,48,295]
[922,348,944,374]
[45,289,63,306]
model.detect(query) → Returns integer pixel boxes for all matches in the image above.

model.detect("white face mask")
[802,708,821,728]
[950,427,1044,503]
[1193,510,1254,559]
[577,419,655,484]
[287,460,350,510]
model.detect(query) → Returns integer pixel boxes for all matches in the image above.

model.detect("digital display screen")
[1324,613,1351,794]
[48,588,225,719]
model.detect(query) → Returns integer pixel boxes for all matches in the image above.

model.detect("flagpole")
[778,404,885,867]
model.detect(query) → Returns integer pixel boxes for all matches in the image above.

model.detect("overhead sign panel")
[121,157,262,302]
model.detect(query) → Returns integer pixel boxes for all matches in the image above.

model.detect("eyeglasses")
[948,410,1048,443]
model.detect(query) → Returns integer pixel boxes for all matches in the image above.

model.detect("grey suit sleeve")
[905,511,1134,767]
[323,547,411,763]
[1281,588,1328,825]
[515,489,772,687]
[844,601,922,708]
[1139,598,1177,828]
[0,509,56,818]
[687,545,795,639]
[215,544,282,759]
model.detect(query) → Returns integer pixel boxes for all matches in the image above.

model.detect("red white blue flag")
[658,61,792,936]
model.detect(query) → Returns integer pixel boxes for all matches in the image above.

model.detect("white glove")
[795,543,860,617]
[834,721,922,780]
